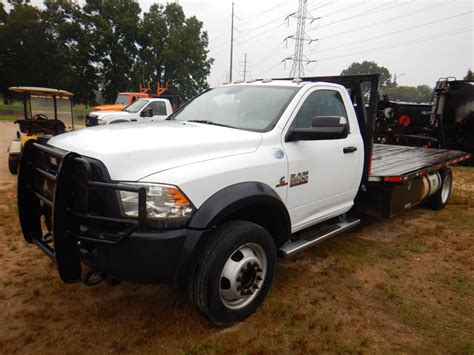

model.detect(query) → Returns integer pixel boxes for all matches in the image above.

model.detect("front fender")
[177,182,291,281]
[188,181,289,232]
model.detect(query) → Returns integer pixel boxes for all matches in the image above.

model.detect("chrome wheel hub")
[219,243,267,310]
[441,175,451,203]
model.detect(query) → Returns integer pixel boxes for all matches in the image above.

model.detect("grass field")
[0,168,473,353]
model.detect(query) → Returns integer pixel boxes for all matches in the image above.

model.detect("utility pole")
[229,2,234,82]
[283,0,318,78]
[240,53,251,81]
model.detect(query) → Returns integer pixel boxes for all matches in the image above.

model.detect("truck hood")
[93,104,126,112]
[48,121,263,180]
[90,110,131,120]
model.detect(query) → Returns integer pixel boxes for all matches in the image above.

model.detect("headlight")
[97,119,107,125]
[118,183,194,222]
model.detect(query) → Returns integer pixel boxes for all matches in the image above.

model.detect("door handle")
[343,146,357,154]
[131,119,137,122]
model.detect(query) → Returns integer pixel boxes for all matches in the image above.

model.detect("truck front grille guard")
[18,140,147,283]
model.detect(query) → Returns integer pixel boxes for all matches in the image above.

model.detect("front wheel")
[189,221,276,326]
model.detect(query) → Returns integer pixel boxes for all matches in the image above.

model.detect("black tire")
[188,221,276,326]
[426,169,452,210]
[8,157,19,175]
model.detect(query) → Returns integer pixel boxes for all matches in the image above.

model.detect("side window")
[148,101,167,115]
[293,90,348,128]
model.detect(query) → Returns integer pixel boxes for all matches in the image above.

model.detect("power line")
[316,10,473,54]
[209,0,403,53]
[317,26,473,62]
[317,2,408,29]
[257,26,471,80]
[238,0,290,28]
[209,2,291,50]
[209,0,332,52]
[318,2,451,41]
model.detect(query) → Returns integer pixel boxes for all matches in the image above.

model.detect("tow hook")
[83,267,106,286]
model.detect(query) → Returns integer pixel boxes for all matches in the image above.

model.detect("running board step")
[279,217,361,258]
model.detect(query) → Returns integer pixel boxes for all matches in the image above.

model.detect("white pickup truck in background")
[85,98,173,126]
[16,75,470,326]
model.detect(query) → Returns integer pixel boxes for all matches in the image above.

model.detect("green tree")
[0,2,7,24]
[82,0,141,102]
[464,68,474,80]
[341,60,392,89]
[0,2,52,96]
[0,0,212,104]
[415,85,433,102]
[42,0,98,104]
[133,3,213,100]
[382,85,433,103]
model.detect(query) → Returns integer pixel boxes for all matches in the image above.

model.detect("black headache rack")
[18,140,148,283]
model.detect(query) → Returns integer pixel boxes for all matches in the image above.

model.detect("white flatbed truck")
[17,74,470,325]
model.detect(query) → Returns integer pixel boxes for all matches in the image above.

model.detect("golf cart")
[7,86,75,174]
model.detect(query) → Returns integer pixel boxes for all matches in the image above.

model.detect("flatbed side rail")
[368,144,471,183]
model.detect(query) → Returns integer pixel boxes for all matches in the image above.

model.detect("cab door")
[148,101,169,122]
[282,87,364,232]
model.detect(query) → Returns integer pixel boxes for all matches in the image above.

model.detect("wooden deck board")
[370,144,469,177]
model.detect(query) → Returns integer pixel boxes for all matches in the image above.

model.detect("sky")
[17,0,474,88]
[149,0,473,88]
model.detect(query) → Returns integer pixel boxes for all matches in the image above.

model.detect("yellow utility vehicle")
[7,86,75,174]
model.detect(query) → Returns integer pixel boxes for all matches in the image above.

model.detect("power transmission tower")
[283,0,319,77]
[240,53,251,81]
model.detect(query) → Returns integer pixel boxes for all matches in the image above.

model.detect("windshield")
[30,96,74,131]
[171,85,299,132]
[124,99,148,113]
[115,94,130,106]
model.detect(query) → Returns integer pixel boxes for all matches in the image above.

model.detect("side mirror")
[287,116,349,141]
[140,107,153,117]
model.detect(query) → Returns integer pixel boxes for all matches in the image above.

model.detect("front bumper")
[79,229,187,283]
[85,114,98,127]
[17,141,203,284]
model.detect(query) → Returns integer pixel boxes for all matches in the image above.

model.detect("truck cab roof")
[220,79,343,89]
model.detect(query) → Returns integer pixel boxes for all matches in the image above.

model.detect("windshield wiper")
[187,120,236,129]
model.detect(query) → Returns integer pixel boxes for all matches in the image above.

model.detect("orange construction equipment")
[92,83,170,112]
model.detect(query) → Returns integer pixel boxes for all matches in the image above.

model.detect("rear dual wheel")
[189,221,276,326]
[427,168,452,210]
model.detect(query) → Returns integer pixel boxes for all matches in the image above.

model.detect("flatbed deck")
[368,144,471,182]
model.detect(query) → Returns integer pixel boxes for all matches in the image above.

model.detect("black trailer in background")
[375,78,474,163]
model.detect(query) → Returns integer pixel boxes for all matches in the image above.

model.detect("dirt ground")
[0,121,18,184]
[0,124,472,353]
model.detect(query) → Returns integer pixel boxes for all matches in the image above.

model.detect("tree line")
[341,60,473,103]
[0,0,213,105]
